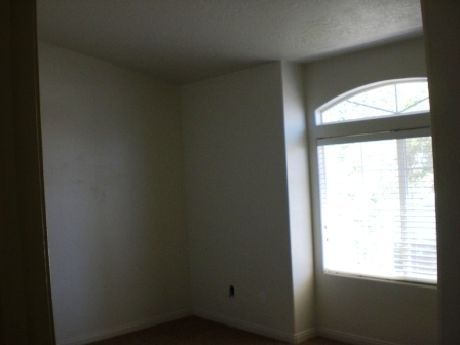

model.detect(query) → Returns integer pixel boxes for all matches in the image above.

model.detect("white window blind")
[318,137,436,283]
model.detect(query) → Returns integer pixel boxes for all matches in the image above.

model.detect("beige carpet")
[90,316,347,345]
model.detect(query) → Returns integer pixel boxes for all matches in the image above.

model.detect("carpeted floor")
[89,316,347,345]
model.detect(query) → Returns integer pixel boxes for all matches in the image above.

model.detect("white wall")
[38,42,190,345]
[38,36,437,345]
[181,63,313,342]
[421,2,460,343]
[280,62,315,336]
[304,37,438,345]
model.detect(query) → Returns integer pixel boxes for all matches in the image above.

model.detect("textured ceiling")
[37,0,423,84]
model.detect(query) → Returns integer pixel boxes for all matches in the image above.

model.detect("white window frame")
[310,78,436,286]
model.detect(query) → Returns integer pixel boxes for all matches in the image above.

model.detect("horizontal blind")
[318,137,437,283]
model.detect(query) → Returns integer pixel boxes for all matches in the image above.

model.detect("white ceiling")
[37,0,423,84]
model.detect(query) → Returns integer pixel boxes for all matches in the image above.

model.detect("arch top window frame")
[315,77,431,130]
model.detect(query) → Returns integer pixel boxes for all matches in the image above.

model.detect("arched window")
[313,78,436,284]
[316,78,430,125]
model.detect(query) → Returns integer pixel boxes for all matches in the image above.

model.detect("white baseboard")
[294,328,317,343]
[57,309,409,345]
[194,308,315,344]
[58,309,191,345]
[318,328,405,345]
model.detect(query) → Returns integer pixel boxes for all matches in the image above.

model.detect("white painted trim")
[317,126,431,146]
[314,113,430,142]
[194,308,315,344]
[318,328,406,345]
[293,328,317,343]
[58,309,191,345]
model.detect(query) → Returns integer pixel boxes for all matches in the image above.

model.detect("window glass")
[317,80,430,125]
[318,137,436,283]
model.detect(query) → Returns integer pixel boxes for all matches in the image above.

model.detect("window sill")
[323,270,437,290]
